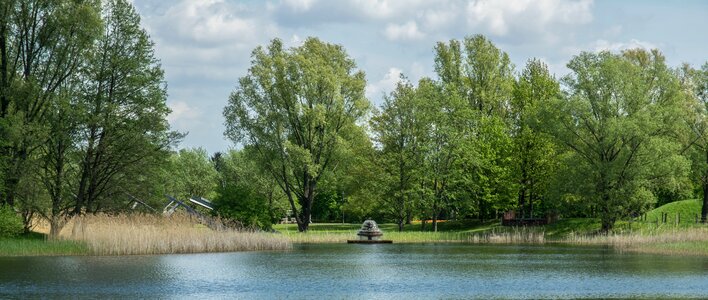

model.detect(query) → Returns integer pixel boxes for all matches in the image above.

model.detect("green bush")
[213,185,273,230]
[0,205,23,238]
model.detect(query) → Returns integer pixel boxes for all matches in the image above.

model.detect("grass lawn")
[644,199,703,225]
[0,232,88,256]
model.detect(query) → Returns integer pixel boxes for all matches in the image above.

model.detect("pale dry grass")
[467,227,546,244]
[60,213,291,255]
[562,227,708,254]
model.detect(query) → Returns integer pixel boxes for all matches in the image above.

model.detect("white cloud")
[593,39,658,52]
[366,67,403,99]
[466,0,593,36]
[384,21,425,41]
[167,101,201,125]
[282,0,317,12]
[149,0,278,46]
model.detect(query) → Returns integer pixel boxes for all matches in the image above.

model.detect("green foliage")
[432,35,517,223]
[165,148,218,200]
[511,59,561,218]
[0,205,23,237]
[224,37,370,231]
[214,184,273,230]
[211,149,288,229]
[371,78,426,229]
[541,50,691,231]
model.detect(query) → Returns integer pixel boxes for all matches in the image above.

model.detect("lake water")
[1,243,707,299]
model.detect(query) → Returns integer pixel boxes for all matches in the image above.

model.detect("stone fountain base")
[346,239,393,244]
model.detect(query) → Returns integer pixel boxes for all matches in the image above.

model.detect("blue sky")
[130,0,707,154]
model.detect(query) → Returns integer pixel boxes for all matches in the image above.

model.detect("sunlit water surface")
[1,243,707,299]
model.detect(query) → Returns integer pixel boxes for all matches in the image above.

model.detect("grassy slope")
[0,232,88,256]
[644,199,703,224]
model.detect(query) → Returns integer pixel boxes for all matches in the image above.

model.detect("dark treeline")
[1,1,706,236]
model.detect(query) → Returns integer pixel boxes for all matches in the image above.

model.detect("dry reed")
[561,227,708,254]
[466,227,546,244]
[61,213,291,255]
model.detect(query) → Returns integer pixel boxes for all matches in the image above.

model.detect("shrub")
[214,185,273,230]
[0,205,23,238]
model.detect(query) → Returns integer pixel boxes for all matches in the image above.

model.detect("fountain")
[347,219,392,244]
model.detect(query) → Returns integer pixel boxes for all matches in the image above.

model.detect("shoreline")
[3,225,706,257]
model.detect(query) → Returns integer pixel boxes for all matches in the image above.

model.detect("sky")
[129,0,708,154]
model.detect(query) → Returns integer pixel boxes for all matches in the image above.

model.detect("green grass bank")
[0,232,89,256]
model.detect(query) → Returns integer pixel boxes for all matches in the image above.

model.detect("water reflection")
[1,244,707,299]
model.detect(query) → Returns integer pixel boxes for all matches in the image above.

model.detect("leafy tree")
[542,50,690,232]
[416,78,469,231]
[38,90,78,238]
[511,59,561,218]
[371,78,426,231]
[72,0,177,214]
[434,35,514,116]
[166,148,218,200]
[224,38,369,232]
[433,35,516,222]
[0,0,101,207]
[213,148,287,229]
[679,62,708,222]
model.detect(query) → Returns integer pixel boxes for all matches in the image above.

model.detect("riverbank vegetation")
[65,214,291,255]
[1,213,290,256]
[0,232,88,256]
[275,219,708,255]
[1,0,707,255]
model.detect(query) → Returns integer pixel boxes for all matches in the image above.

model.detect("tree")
[166,148,218,200]
[39,90,77,238]
[416,78,469,231]
[71,0,176,215]
[679,62,708,222]
[0,0,101,207]
[371,78,425,231]
[543,50,690,232]
[433,35,516,222]
[224,38,369,232]
[511,59,561,218]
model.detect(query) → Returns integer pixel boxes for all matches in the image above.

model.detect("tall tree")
[679,62,708,222]
[72,0,176,214]
[38,89,77,238]
[416,78,469,231]
[511,59,561,218]
[371,79,425,231]
[0,0,100,207]
[433,35,516,221]
[543,50,689,232]
[224,38,369,232]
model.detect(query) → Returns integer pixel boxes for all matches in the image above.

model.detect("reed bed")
[62,213,291,255]
[466,227,546,244]
[561,227,708,255]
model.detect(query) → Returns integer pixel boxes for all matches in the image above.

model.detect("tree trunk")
[518,188,526,219]
[702,177,708,224]
[432,213,438,232]
[49,215,65,239]
[600,194,614,234]
[601,216,615,234]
